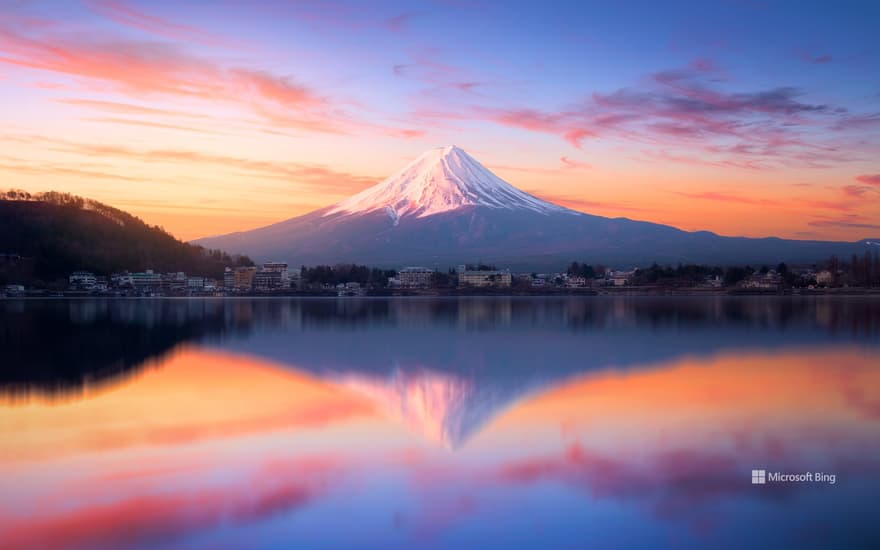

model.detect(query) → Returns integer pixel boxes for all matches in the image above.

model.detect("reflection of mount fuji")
[332,368,503,449]
[4,298,879,446]
[205,297,880,448]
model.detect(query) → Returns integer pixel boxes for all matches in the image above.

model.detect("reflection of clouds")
[0,456,340,550]
[3,344,880,547]
[0,349,377,462]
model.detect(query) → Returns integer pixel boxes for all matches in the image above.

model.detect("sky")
[1,0,878,241]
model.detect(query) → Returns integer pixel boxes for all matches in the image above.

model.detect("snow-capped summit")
[325,145,574,223]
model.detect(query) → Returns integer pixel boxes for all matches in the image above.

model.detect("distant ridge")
[195,147,877,270]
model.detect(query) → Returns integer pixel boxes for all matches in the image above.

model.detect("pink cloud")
[417,59,877,169]
[673,191,780,206]
[0,17,416,138]
[856,174,880,185]
[85,0,235,47]
[559,156,592,170]
[0,457,339,550]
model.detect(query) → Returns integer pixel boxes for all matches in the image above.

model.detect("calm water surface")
[1,297,879,549]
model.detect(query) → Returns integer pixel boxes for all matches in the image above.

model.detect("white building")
[69,271,96,288]
[187,277,206,290]
[398,267,434,288]
[608,270,635,287]
[262,262,290,286]
[131,269,162,290]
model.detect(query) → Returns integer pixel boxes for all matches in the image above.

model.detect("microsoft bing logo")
[751,469,766,484]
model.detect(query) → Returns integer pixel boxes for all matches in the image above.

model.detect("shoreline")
[3,288,880,299]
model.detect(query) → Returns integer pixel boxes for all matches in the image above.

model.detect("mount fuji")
[195,146,873,269]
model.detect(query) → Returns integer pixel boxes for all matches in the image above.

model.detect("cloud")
[393,48,512,100]
[421,60,878,168]
[856,174,880,185]
[559,156,592,170]
[799,51,833,64]
[0,157,145,182]
[673,191,780,206]
[385,12,423,33]
[842,185,875,198]
[0,16,417,138]
[474,107,595,148]
[85,0,235,47]
[495,443,779,519]
[525,191,653,214]
[59,140,379,194]
[0,457,339,550]
[808,216,880,230]
[84,117,226,135]
[55,98,209,118]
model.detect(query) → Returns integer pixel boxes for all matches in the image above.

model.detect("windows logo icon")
[752,469,766,485]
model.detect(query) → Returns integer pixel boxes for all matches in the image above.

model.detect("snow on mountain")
[325,145,575,223]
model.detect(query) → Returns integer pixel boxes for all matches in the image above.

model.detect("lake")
[1,297,879,549]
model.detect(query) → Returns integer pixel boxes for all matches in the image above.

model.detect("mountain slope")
[195,147,875,269]
[0,191,253,284]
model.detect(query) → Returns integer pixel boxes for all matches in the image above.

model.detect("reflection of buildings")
[6,297,880,407]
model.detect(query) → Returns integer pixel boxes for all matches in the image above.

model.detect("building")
[262,262,290,286]
[4,284,25,296]
[398,267,434,288]
[112,273,134,288]
[254,269,283,291]
[232,266,257,291]
[69,271,96,288]
[336,282,362,296]
[161,272,187,293]
[224,268,234,289]
[458,269,512,287]
[187,277,206,290]
[253,262,289,291]
[816,270,834,286]
[739,272,783,290]
[93,276,109,291]
[131,270,162,291]
[608,270,635,287]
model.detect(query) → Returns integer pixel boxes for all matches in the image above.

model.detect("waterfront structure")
[111,273,134,288]
[398,267,434,288]
[162,272,187,293]
[232,266,257,291]
[254,269,283,291]
[608,270,635,286]
[187,277,206,290]
[458,269,512,287]
[739,272,782,290]
[69,271,96,288]
[816,270,834,286]
[131,270,162,291]
[4,284,25,295]
[262,262,289,284]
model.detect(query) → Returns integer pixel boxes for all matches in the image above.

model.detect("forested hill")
[0,190,253,285]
